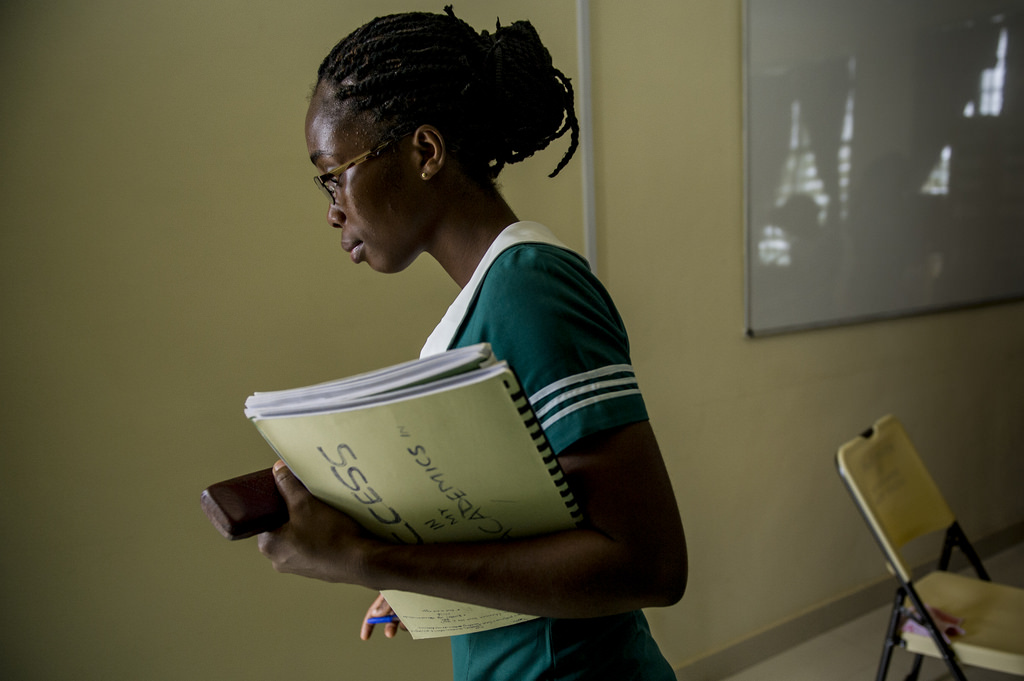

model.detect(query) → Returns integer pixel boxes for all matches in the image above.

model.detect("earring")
[421,172,429,180]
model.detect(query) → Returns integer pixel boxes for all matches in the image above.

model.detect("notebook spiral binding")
[503,374,584,526]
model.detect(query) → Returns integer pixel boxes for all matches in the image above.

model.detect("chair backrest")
[836,414,956,582]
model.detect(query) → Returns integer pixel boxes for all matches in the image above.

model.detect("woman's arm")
[258,420,686,619]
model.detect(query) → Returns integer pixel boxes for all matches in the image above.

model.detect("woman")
[258,8,687,680]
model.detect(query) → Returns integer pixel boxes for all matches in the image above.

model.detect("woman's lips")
[347,241,364,264]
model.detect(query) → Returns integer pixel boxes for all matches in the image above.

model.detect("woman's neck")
[429,193,519,289]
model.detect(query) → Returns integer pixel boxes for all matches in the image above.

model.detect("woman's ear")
[412,124,446,180]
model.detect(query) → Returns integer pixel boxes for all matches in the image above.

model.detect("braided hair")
[315,6,579,187]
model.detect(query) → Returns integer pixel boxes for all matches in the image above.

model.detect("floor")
[718,541,1024,681]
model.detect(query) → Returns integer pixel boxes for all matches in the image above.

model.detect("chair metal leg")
[939,656,969,681]
[876,588,906,681]
[938,522,990,581]
[902,584,969,681]
[952,522,990,581]
[902,654,923,681]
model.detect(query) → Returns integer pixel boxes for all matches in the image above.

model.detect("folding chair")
[836,414,1024,681]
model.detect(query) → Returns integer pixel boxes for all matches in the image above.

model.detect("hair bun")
[469,15,578,177]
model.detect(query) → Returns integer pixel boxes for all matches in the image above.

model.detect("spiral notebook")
[245,343,582,638]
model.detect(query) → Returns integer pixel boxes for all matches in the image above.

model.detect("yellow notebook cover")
[246,345,581,638]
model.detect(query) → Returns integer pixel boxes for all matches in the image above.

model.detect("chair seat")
[901,570,1024,676]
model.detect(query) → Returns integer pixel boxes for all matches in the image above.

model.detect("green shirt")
[445,239,674,681]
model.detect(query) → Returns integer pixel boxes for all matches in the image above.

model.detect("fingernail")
[273,460,287,477]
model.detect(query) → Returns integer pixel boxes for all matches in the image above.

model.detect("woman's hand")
[256,421,687,620]
[257,460,373,584]
[360,593,406,640]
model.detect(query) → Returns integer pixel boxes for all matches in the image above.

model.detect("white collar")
[420,221,569,357]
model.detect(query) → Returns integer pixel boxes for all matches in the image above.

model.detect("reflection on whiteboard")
[744,0,1024,335]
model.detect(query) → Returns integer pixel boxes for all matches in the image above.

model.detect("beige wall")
[1,1,1021,679]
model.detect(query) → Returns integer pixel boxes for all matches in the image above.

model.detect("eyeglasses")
[313,139,394,203]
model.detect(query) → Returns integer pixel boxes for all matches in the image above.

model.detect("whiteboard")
[744,0,1024,335]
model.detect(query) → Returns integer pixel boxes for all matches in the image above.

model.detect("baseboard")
[673,521,1024,681]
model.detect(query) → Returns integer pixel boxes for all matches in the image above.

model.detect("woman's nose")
[327,202,345,229]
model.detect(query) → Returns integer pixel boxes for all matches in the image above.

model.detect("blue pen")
[366,615,401,624]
